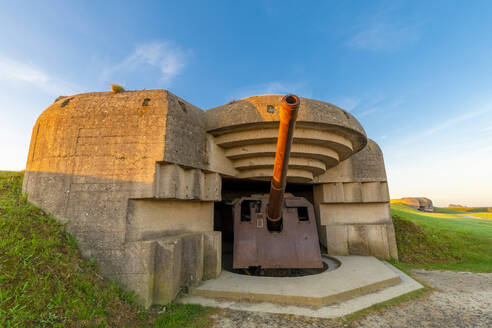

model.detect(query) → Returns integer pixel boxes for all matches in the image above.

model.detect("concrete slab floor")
[178,258,424,319]
[188,256,400,306]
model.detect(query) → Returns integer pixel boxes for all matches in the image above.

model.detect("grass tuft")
[111,84,125,93]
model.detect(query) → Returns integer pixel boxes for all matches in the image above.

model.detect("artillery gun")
[232,95,323,269]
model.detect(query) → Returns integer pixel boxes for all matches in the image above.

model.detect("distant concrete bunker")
[23,90,398,307]
[393,197,434,212]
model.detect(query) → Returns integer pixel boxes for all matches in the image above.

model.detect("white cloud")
[0,55,77,95]
[104,41,191,86]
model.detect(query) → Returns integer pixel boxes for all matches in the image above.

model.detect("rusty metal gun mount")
[233,95,323,269]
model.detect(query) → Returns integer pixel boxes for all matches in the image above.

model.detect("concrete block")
[313,183,344,203]
[324,225,349,255]
[122,241,157,274]
[157,164,221,201]
[203,172,222,201]
[361,182,382,202]
[386,223,399,260]
[153,238,184,305]
[343,182,362,202]
[181,233,204,287]
[381,182,390,201]
[203,231,222,279]
[118,273,155,309]
[95,241,156,279]
[319,203,392,225]
[366,225,390,259]
[126,199,214,242]
[347,225,369,255]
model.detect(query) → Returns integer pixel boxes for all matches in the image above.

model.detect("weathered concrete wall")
[23,90,222,307]
[23,90,398,307]
[313,140,398,259]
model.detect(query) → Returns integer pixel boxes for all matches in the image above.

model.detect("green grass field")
[0,171,212,328]
[391,203,492,272]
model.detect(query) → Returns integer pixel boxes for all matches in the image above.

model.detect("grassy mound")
[0,172,212,327]
[391,203,492,272]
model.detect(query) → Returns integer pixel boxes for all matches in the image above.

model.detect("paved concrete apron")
[209,270,492,328]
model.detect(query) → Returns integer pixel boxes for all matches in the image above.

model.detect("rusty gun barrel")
[266,94,300,230]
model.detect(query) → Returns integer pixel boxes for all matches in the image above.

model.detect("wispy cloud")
[357,98,403,117]
[0,55,78,95]
[346,21,421,52]
[230,81,312,101]
[357,106,380,117]
[425,108,491,136]
[103,41,191,86]
[334,97,360,112]
[332,93,401,118]
[385,104,492,153]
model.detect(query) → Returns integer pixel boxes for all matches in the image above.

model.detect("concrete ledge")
[178,260,423,318]
[187,256,400,306]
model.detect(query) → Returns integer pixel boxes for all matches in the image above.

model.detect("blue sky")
[1,1,491,206]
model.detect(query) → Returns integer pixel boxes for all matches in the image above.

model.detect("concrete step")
[179,260,424,318]
[188,256,401,307]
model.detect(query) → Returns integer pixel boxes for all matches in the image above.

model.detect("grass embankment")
[391,203,492,272]
[0,171,212,328]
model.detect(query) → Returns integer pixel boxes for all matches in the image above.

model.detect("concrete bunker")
[23,90,398,307]
[393,197,434,212]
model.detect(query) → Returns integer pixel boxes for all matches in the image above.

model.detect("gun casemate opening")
[230,94,324,270]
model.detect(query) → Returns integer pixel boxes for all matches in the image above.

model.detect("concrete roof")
[205,95,367,153]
